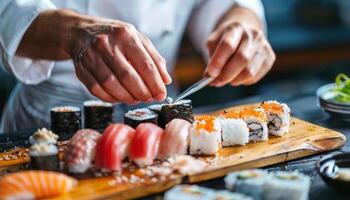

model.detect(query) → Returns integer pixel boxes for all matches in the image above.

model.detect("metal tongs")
[166,76,215,104]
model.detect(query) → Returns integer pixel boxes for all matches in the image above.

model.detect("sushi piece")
[260,101,291,136]
[160,99,194,128]
[189,115,221,155]
[164,185,215,200]
[65,129,101,173]
[220,110,249,146]
[148,104,165,126]
[240,107,268,142]
[157,119,192,159]
[84,100,114,132]
[124,108,158,128]
[29,128,58,145]
[50,106,82,140]
[29,143,60,171]
[0,170,77,199]
[263,171,310,200]
[129,123,163,167]
[95,124,135,171]
[225,169,269,200]
[214,190,253,200]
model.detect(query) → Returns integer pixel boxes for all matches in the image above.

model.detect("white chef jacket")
[0,0,265,133]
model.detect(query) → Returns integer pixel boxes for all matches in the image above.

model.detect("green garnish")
[333,73,350,103]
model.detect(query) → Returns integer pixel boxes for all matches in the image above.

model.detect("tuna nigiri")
[95,124,135,171]
[65,129,101,173]
[129,123,163,167]
[0,170,77,199]
[158,119,191,159]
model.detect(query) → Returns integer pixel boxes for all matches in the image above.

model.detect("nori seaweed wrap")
[29,143,60,171]
[84,100,114,132]
[50,106,81,141]
[148,104,164,127]
[124,108,158,128]
[159,99,194,127]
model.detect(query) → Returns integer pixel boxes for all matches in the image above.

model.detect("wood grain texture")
[0,104,346,199]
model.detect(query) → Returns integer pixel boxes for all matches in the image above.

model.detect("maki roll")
[225,169,269,200]
[29,143,60,171]
[189,115,221,155]
[65,129,101,173]
[29,128,58,145]
[124,108,158,128]
[157,119,192,159]
[260,101,291,136]
[240,107,268,142]
[83,100,114,132]
[50,106,82,141]
[160,99,194,128]
[264,171,310,200]
[164,185,215,200]
[220,110,249,146]
[148,104,165,126]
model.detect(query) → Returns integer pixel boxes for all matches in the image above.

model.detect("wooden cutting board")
[0,104,346,199]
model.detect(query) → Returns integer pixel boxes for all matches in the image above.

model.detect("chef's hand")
[17,10,172,104]
[206,6,275,87]
[72,21,172,104]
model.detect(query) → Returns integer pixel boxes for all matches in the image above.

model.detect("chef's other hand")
[72,20,172,104]
[206,6,275,87]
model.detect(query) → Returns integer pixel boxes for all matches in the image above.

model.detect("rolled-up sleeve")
[188,0,266,61]
[0,0,56,84]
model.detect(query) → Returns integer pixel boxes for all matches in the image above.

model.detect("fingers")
[123,34,167,101]
[206,25,244,77]
[81,47,138,104]
[139,33,172,85]
[74,60,117,103]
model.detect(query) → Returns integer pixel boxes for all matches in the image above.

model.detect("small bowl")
[317,153,350,194]
[317,83,350,120]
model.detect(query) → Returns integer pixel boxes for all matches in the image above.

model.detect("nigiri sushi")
[189,115,222,155]
[65,129,101,173]
[129,123,163,167]
[220,110,249,146]
[240,107,268,142]
[95,124,135,171]
[157,119,192,159]
[260,101,291,136]
[0,170,77,199]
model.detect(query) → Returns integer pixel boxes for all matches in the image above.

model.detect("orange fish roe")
[261,101,283,114]
[221,110,241,119]
[240,107,267,122]
[194,115,216,132]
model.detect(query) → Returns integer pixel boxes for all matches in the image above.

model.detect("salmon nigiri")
[157,119,192,159]
[0,170,77,199]
[95,124,135,171]
[129,123,163,167]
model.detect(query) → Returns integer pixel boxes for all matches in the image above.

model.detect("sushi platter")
[0,100,346,199]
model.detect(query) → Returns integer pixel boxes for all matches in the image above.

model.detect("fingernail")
[155,93,165,101]
[209,68,220,77]
[146,97,153,102]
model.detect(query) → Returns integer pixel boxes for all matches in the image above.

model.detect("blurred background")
[1,0,350,118]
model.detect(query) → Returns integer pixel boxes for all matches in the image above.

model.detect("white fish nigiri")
[158,119,192,159]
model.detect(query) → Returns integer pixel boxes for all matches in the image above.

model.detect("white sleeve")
[188,0,266,61]
[0,0,56,85]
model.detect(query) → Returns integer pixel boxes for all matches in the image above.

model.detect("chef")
[0,0,275,132]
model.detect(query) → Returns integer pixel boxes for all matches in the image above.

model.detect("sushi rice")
[240,107,268,142]
[189,115,222,155]
[260,100,291,136]
[220,111,249,146]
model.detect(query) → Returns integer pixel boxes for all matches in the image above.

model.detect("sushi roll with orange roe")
[240,107,268,142]
[189,115,221,155]
[260,101,291,136]
[220,110,249,146]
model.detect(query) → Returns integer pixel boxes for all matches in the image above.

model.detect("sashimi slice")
[0,170,77,199]
[129,123,163,167]
[158,119,192,159]
[95,124,135,171]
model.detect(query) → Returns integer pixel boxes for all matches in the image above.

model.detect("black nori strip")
[159,99,194,128]
[50,107,81,141]
[30,154,60,171]
[84,103,114,132]
[148,104,164,127]
[124,109,158,129]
